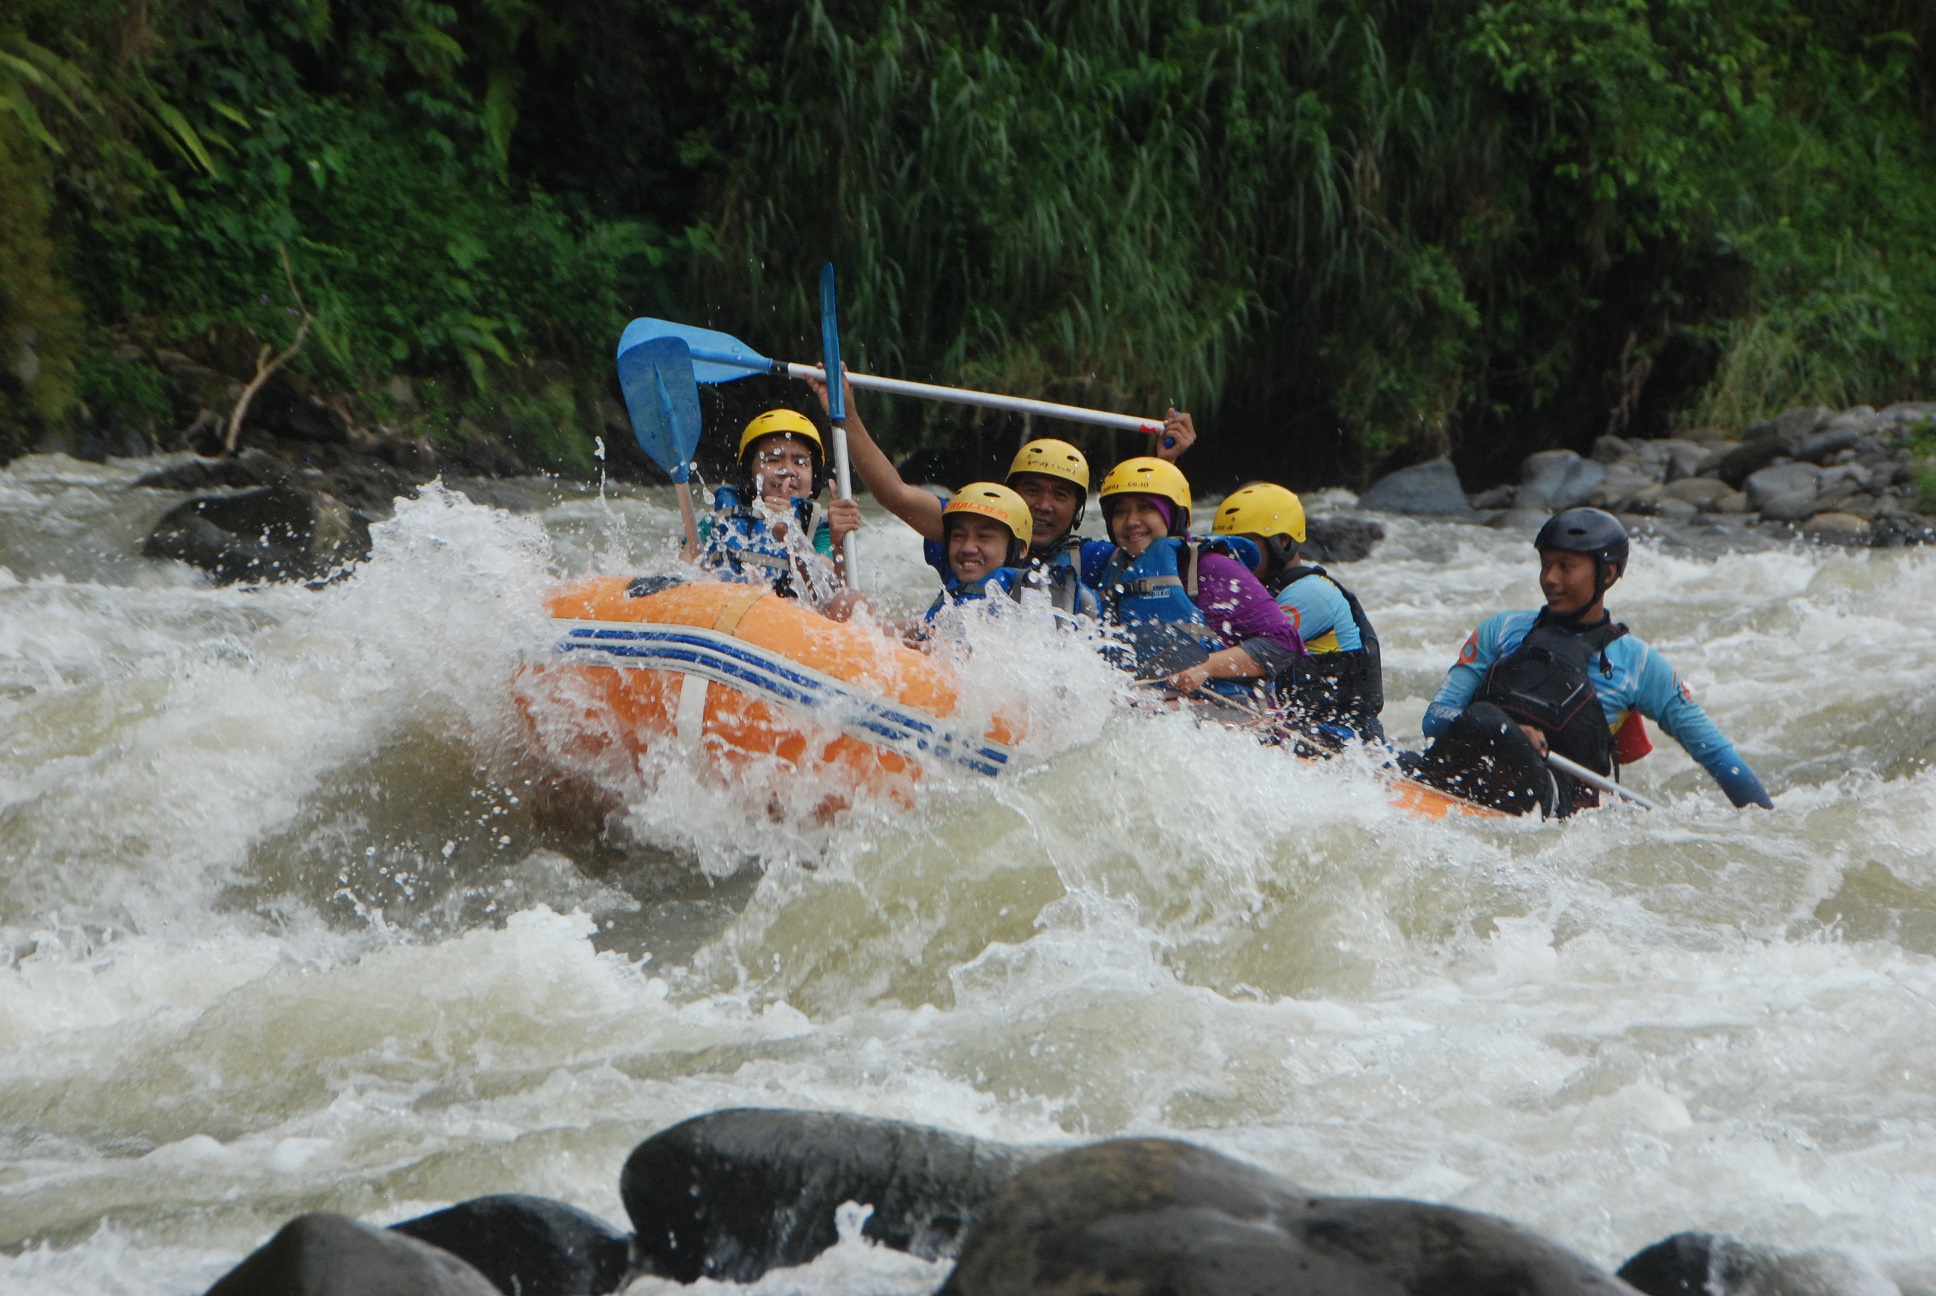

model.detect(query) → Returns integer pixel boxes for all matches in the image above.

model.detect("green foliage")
[4,0,1935,481]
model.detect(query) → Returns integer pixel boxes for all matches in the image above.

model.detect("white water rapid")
[4,453,1936,1294]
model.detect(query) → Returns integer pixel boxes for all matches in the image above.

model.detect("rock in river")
[1356,457,1478,517]
[144,483,372,584]
[941,1138,1637,1296]
[620,1107,1040,1283]
[1303,515,1385,563]
[205,1213,499,1296]
[1618,1230,1895,1296]
[390,1194,632,1296]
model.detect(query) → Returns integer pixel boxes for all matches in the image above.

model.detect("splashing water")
[4,457,1936,1295]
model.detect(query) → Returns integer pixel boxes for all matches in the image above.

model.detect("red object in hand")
[1615,711,1655,764]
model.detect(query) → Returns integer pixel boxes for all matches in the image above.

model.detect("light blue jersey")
[1423,608,1769,806]
[1276,572,1362,653]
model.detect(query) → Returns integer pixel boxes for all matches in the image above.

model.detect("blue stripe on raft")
[553,622,1010,776]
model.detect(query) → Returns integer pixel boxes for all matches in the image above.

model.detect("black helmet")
[1535,507,1629,599]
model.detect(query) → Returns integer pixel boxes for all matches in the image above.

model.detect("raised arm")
[807,368,944,542]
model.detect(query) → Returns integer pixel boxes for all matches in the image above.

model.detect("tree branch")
[224,247,315,456]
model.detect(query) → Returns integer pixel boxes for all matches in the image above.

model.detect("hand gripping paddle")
[615,334,704,552]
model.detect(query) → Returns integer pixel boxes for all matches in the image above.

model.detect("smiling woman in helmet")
[1400,507,1772,817]
[692,408,863,615]
[804,367,1191,616]
[1212,482,1385,741]
[1077,458,1303,698]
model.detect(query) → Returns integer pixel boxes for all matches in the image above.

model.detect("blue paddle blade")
[617,317,776,385]
[616,336,703,483]
[819,264,845,422]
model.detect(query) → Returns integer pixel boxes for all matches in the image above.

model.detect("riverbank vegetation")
[3,0,1933,487]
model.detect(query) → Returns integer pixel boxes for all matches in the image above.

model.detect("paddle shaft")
[674,481,701,554]
[819,265,860,590]
[676,342,1166,435]
[1546,751,1659,811]
[795,363,1164,433]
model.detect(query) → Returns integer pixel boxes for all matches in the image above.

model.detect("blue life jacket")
[925,532,1100,621]
[1080,537,1254,694]
[697,485,829,600]
[1080,537,1227,650]
[923,565,1027,622]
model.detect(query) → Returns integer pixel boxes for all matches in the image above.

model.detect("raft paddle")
[615,334,703,552]
[615,316,1170,436]
[1546,751,1660,811]
[819,264,859,589]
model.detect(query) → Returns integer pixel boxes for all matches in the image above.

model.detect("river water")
[3,453,1936,1295]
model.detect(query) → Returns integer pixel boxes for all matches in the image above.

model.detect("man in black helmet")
[1400,507,1773,816]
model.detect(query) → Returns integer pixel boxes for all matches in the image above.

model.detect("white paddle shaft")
[786,363,1165,435]
[1546,751,1659,810]
[828,422,859,589]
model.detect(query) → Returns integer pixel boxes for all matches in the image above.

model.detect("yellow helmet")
[1212,482,1307,544]
[1098,457,1192,534]
[1006,438,1090,493]
[738,408,824,461]
[943,482,1033,553]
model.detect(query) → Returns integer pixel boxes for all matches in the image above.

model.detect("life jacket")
[697,486,830,602]
[1475,610,1628,809]
[1082,537,1250,689]
[923,565,1026,622]
[1031,536,1099,618]
[1275,565,1385,738]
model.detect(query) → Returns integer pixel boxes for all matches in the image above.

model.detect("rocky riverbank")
[1359,402,1936,548]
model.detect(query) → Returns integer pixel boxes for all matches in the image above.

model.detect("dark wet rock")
[1519,450,1610,513]
[205,1212,499,1296]
[1799,511,1874,546]
[620,1107,1041,1283]
[1873,512,1936,547]
[1467,484,1516,509]
[1356,457,1477,516]
[1617,1231,1890,1296]
[390,1194,632,1296]
[1303,515,1385,563]
[942,1138,1636,1296]
[1744,462,1822,513]
[144,483,372,584]
[1701,438,1788,487]
[1797,422,1867,464]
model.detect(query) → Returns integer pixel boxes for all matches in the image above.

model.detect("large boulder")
[144,483,372,584]
[620,1108,1040,1283]
[1743,462,1823,513]
[1800,512,1874,547]
[942,1138,1638,1296]
[1519,450,1610,513]
[390,1194,632,1296]
[1356,457,1478,517]
[1303,515,1385,563]
[205,1213,499,1296]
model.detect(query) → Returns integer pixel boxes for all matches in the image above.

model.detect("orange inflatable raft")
[517,574,1494,820]
[516,576,1020,802]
